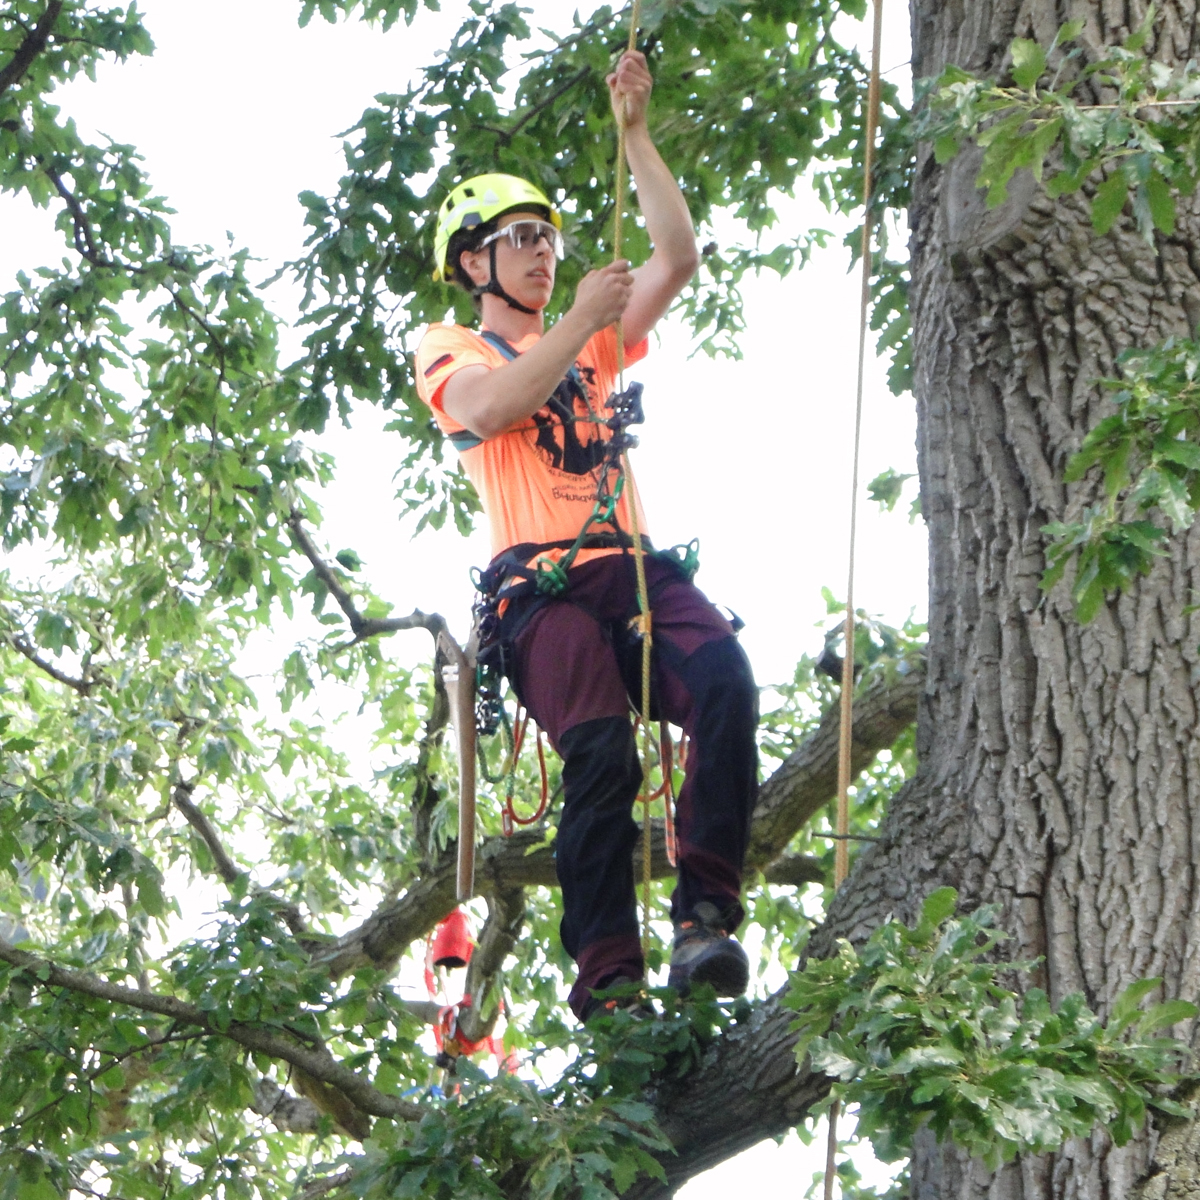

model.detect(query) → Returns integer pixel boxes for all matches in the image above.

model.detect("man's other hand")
[572,260,635,334]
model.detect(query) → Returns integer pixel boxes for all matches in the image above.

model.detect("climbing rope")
[824,0,884,1195]
[609,0,655,958]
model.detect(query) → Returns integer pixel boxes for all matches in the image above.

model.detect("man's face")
[461,209,557,310]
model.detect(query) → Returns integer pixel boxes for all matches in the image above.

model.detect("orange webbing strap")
[610,0,654,957]
[825,0,884,1195]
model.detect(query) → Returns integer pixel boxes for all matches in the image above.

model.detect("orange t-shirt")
[415,323,650,567]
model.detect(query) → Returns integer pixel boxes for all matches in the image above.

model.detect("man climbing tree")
[13,1,1200,1197]
[416,49,760,1021]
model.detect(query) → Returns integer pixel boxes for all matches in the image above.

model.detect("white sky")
[0,0,918,1193]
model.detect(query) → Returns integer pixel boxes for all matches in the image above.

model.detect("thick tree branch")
[746,664,924,870]
[287,510,448,643]
[0,937,421,1123]
[252,1078,325,1134]
[631,993,827,1197]
[0,0,62,96]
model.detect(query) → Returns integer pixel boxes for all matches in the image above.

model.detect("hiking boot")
[580,977,655,1025]
[667,901,749,998]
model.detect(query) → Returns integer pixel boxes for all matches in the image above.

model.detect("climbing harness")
[825,0,884,1195]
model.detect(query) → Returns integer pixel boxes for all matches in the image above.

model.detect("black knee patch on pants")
[556,715,643,960]
[671,636,759,923]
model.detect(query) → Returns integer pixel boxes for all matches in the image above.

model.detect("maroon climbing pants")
[509,554,759,1018]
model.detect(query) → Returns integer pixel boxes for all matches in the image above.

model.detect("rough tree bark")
[811,1,1200,1196]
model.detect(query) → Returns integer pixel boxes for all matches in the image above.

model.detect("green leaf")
[867,468,915,512]
[1010,39,1047,90]
[934,133,962,164]
[610,1151,639,1194]
[1138,999,1198,1031]
[922,887,958,926]
[1052,19,1085,49]
[1157,439,1200,470]
[1092,172,1129,235]
[1074,572,1107,624]
[1111,978,1162,1031]
[1143,169,1176,236]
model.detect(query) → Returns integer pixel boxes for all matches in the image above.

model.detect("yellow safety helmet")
[433,173,562,283]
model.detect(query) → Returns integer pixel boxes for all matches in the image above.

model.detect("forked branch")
[287,510,449,644]
[456,886,526,1045]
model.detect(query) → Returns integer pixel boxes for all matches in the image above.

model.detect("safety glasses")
[477,219,564,259]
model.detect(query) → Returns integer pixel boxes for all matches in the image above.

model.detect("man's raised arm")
[612,51,701,348]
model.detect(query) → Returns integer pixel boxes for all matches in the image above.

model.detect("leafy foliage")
[1038,336,1200,621]
[919,19,1200,618]
[785,888,1198,1169]
[924,12,1200,243]
[349,988,740,1200]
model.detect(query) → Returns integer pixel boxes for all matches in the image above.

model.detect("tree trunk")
[829,0,1200,1194]
[610,4,1200,1195]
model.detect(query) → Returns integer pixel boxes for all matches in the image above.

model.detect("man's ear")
[458,246,488,289]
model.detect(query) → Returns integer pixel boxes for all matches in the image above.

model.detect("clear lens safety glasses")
[479,219,564,259]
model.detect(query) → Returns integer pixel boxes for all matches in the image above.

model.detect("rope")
[824,0,883,1194]
[609,0,653,958]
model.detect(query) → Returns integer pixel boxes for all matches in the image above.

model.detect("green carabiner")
[533,556,569,596]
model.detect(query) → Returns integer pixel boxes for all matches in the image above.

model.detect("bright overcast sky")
[0,0,916,1192]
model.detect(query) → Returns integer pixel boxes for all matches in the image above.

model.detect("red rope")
[502,713,551,833]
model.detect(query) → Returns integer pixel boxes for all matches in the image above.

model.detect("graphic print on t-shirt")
[527,371,609,478]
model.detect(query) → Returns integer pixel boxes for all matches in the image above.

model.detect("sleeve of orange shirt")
[414,325,495,430]
[588,325,649,379]
[414,323,650,436]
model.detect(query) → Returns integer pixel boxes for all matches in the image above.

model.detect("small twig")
[171,779,311,938]
[0,0,62,97]
[822,832,882,843]
[287,510,448,644]
[171,781,240,884]
[44,165,110,266]
[8,633,91,694]
[497,66,590,143]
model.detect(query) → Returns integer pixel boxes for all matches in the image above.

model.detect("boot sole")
[668,944,750,998]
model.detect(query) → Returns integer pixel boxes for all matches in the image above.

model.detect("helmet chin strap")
[471,241,539,316]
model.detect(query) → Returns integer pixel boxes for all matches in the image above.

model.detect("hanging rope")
[824,0,884,1195]
[609,0,654,958]
[499,708,552,836]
